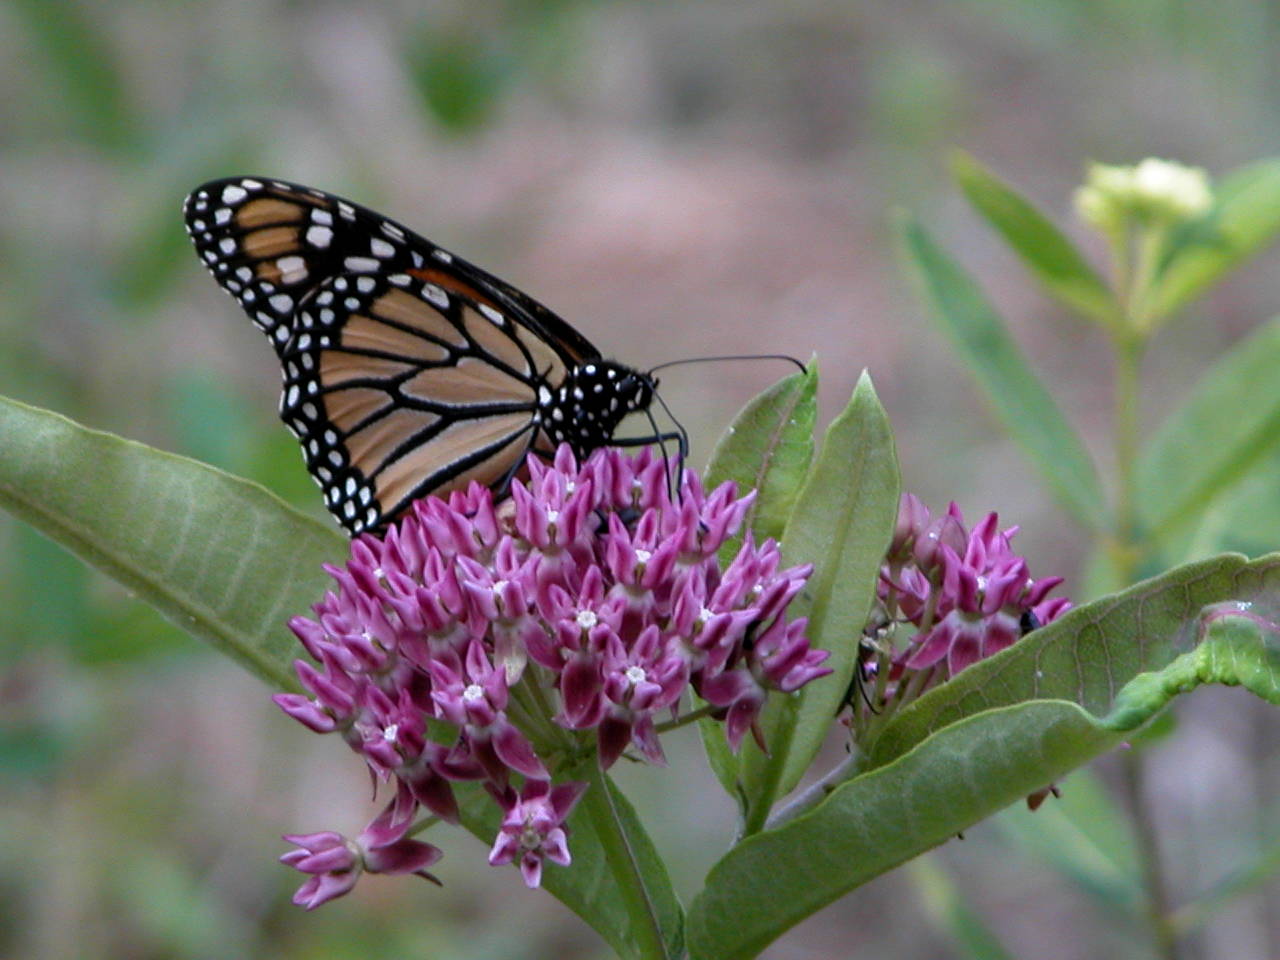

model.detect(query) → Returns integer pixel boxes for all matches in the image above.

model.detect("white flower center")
[547,509,560,524]
[463,683,485,703]
[576,609,598,630]
[635,549,651,564]
[625,665,647,686]
[493,579,508,594]
[383,723,399,742]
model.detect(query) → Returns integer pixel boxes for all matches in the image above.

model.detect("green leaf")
[689,701,1116,960]
[0,396,345,689]
[951,150,1120,326]
[738,373,899,832]
[700,365,818,799]
[896,211,1108,531]
[704,363,818,560]
[1139,158,1280,322]
[686,553,1280,960]
[1136,316,1280,543]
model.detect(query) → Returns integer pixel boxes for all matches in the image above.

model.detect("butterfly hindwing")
[281,269,557,533]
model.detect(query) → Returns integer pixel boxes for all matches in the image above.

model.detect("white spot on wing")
[277,256,308,283]
[306,225,333,249]
[422,283,448,308]
[221,185,247,203]
[370,238,396,258]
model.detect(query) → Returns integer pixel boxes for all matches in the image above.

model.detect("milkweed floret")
[880,494,1071,679]
[275,445,822,904]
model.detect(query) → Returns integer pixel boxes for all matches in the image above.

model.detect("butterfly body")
[184,176,657,536]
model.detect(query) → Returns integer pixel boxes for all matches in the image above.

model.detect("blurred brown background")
[2,1,1278,957]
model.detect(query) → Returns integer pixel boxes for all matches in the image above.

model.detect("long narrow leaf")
[951,150,1120,327]
[738,373,899,832]
[700,366,819,799]
[896,212,1107,531]
[1136,316,1280,542]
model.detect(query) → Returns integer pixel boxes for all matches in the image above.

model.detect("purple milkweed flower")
[881,494,1071,679]
[275,444,819,901]
[488,779,588,889]
[282,799,442,909]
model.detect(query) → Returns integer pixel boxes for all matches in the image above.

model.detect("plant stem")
[1109,330,1145,584]
[579,764,673,960]
[654,703,717,734]
[1121,750,1181,960]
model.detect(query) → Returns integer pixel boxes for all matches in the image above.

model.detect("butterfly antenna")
[647,353,806,376]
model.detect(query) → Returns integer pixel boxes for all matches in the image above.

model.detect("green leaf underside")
[738,373,899,832]
[951,150,1120,325]
[1140,158,1280,322]
[895,212,1107,531]
[687,553,1280,960]
[1135,316,1280,542]
[700,365,819,798]
[0,396,344,689]
[457,764,685,960]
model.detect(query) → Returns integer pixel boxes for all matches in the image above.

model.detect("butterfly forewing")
[184,176,656,537]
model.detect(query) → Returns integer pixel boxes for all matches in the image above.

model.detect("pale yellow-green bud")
[1130,158,1212,219]
[1073,184,1121,233]
[1084,162,1137,202]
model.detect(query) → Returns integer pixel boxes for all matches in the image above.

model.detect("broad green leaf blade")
[700,365,818,798]
[688,701,1117,960]
[739,373,899,832]
[704,363,818,560]
[457,764,685,960]
[895,212,1107,531]
[0,396,345,689]
[951,150,1120,327]
[1139,158,1280,322]
[688,554,1280,960]
[1135,316,1280,542]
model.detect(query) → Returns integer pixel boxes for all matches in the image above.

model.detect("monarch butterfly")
[183,176,673,537]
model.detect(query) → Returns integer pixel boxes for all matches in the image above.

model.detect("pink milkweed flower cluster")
[274,445,823,906]
[879,494,1071,679]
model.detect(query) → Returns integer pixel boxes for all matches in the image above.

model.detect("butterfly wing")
[183,176,598,364]
[183,176,605,535]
